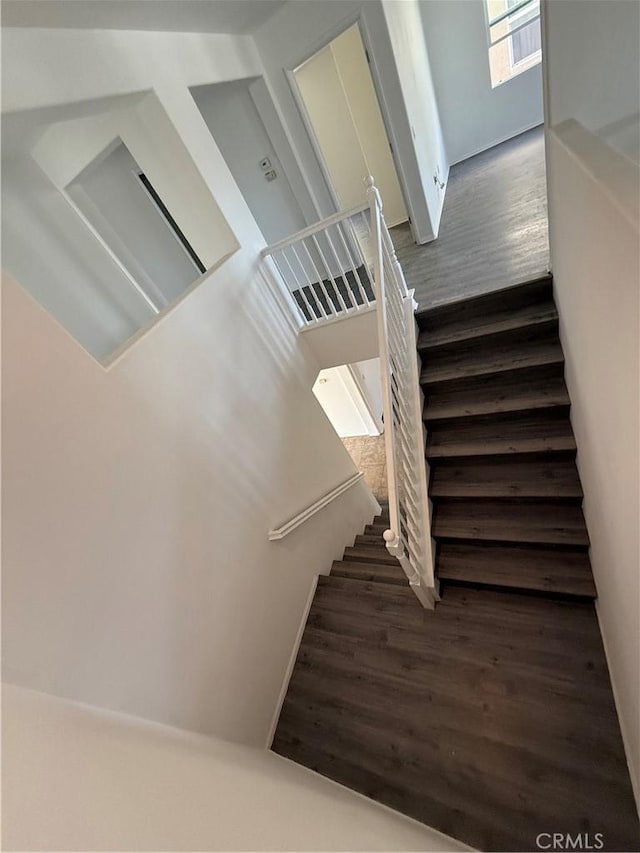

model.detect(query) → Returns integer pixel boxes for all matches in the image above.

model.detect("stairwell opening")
[312,360,387,503]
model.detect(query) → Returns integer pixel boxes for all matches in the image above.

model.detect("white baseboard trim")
[595,600,640,813]
[451,120,544,166]
[265,574,319,750]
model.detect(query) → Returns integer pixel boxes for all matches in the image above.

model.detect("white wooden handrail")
[268,472,365,540]
[260,202,369,257]
[365,176,438,609]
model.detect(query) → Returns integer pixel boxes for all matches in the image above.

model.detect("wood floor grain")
[392,127,549,310]
[273,579,639,851]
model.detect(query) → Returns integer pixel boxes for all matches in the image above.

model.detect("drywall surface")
[546,123,640,805]
[420,0,544,165]
[253,0,441,242]
[2,149,156,359]
[2,25,378,747]
[543,0,640,164]
[191,78,306,245]
[381,0,448,235]
[69,141,202,306]
[353,357,384,427]
[1,27,262,113]
[2,685,469,852]
[302,308,379,369]
[313,366,377,438]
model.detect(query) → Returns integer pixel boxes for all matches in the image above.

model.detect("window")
[485,0,542,88]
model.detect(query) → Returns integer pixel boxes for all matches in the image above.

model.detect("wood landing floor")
[392,126,550,310]
[273,574,640,852]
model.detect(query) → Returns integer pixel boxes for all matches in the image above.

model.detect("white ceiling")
[1,0,286,34]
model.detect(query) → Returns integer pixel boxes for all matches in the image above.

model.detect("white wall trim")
[268,472,364,540]
[299,303,377,334]
[265,573,319,749]
[595,601,640,809]
[451,120,544,166]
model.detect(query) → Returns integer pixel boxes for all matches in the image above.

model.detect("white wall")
[420,0,544,165]
[2,685,469,852]
[313,365,380,438]
[542,0,640,804]
[191,78,307,245]
[353,357,384,427]
[546,122,640,805]
[543,0,640,164]
[381,0,449,234]
[2,25,378,748]
[68,141,203,306]
[302,307,379,369]
[2,147,157,359]
[254,0,445,243]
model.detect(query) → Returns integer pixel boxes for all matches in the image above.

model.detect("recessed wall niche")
[2,91,238,363]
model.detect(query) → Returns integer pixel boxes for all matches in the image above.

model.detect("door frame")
[285,13,418,240]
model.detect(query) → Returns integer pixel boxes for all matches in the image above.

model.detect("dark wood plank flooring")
[392,127,549,310]
[273,574,639,851]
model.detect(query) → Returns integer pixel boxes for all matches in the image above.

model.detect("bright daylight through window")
[486,0,542,88]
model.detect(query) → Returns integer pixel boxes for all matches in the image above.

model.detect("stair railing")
[260,202,376,327]
[261,177,437,608]
[366,176,438,609]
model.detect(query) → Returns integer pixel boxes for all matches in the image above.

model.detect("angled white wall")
[2,685,469,852]
[420,0,544,165]
[1,26,377,747]
[543,0,640,806]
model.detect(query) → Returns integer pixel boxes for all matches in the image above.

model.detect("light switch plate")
[259,157,271,170]
[265,170,277,182]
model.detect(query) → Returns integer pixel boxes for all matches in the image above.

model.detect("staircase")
[271,276,640,851]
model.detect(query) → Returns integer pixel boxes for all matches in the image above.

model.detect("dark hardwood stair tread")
[415,275,553,333]
[429,458,583,499]
[424,370,570,421]
[365,522,391,535]
[437,542,596,599]
[432,500,590,547]
[330,560,406,585]
[355,533,387,547]
[342,546,399,566]
[427,412,576,459]
[418,300,558,351]
[420,337,563,387]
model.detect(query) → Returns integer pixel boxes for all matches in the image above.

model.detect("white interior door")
[294,24,408,226]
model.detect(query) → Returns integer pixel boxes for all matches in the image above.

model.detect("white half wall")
[546,121,640,805]
[543,0,640,164]
[302,308,379,369]
[2,685,469,852]
[420,0,544,165]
